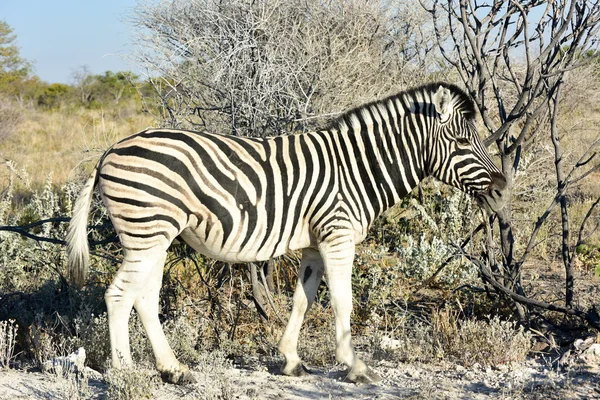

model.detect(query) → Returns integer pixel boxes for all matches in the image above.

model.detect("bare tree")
[128,0,440,136]
[426,0,600,326]
[71,65,95,107]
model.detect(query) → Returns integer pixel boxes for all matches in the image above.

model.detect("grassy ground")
[0,102,154,189]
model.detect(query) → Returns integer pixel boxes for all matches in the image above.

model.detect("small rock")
[577,343,600,372]
[404,366,421,378]
[574,336,596,351]
[494,364,509,373]
[380,336,401,351]
[43,347,86,377]
[84,367,103,380]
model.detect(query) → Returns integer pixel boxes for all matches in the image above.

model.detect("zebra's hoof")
[161,368,196,385]
[345,361,381,384]
[282,362,311,377]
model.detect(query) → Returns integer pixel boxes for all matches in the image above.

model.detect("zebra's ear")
[433,85,452,120]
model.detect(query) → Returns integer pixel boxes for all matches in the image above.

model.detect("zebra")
[67,82,507,384]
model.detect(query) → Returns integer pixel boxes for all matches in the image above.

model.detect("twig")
[0,218,117,247]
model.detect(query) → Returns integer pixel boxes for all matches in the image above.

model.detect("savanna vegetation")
[1,0,600,398]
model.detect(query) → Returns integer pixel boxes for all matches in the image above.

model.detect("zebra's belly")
[179,222,314,263]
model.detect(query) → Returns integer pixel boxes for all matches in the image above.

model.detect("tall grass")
[0,101,154,189]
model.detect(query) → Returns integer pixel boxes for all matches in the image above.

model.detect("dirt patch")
[1,356,599,399]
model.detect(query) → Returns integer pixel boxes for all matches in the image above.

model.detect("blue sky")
[3,0,138,84]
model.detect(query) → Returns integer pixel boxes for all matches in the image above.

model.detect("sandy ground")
[1,355,599,400]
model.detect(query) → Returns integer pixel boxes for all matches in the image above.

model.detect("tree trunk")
[550,86,574,308]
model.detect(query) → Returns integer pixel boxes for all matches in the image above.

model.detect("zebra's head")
[428,84,507,213]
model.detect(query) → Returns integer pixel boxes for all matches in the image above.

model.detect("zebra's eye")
[456,137,470,146]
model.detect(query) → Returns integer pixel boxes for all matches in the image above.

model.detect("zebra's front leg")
[133,251,195,385]
[319,235,381,384]
[278,248,324,377]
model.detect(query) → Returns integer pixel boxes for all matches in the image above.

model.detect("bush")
[366,183,479,287]
[37,83,71,110]
[374,307,532,368]
[105,367,159,400]
[431,307,532,367]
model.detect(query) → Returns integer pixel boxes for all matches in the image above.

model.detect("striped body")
[67,82,507,384]
[100,119,424,263]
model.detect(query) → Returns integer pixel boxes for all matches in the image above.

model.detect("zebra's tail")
[66,171,97,287]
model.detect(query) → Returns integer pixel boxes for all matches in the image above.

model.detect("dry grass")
[431,307,532,367]
[0,319,18,369]
[0,104,154,190]
[105,367,159,400]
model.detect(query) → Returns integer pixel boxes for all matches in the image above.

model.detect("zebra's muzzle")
[475,171,508,214]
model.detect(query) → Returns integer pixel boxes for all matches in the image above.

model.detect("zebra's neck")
[331,95,429,227]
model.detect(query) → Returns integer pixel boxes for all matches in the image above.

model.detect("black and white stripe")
[66,82,507,383]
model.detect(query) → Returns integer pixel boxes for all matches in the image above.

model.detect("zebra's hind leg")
[105,251,159,369]
[278,248,324,377]
[133,250,195,385]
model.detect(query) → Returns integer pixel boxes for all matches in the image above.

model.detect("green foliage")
[575,244,600,277]
[37,83,72,109]
[0,169,116,367]
[1,175,62,291]
[365,183,479,287]
[0,20,33,97]
[70,67,144,110]
[73,312,111,371]
[92,71,139,106]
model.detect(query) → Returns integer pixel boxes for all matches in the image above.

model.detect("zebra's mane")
[331,82,477,131]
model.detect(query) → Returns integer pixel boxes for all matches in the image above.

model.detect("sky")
[2,0,139,84]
